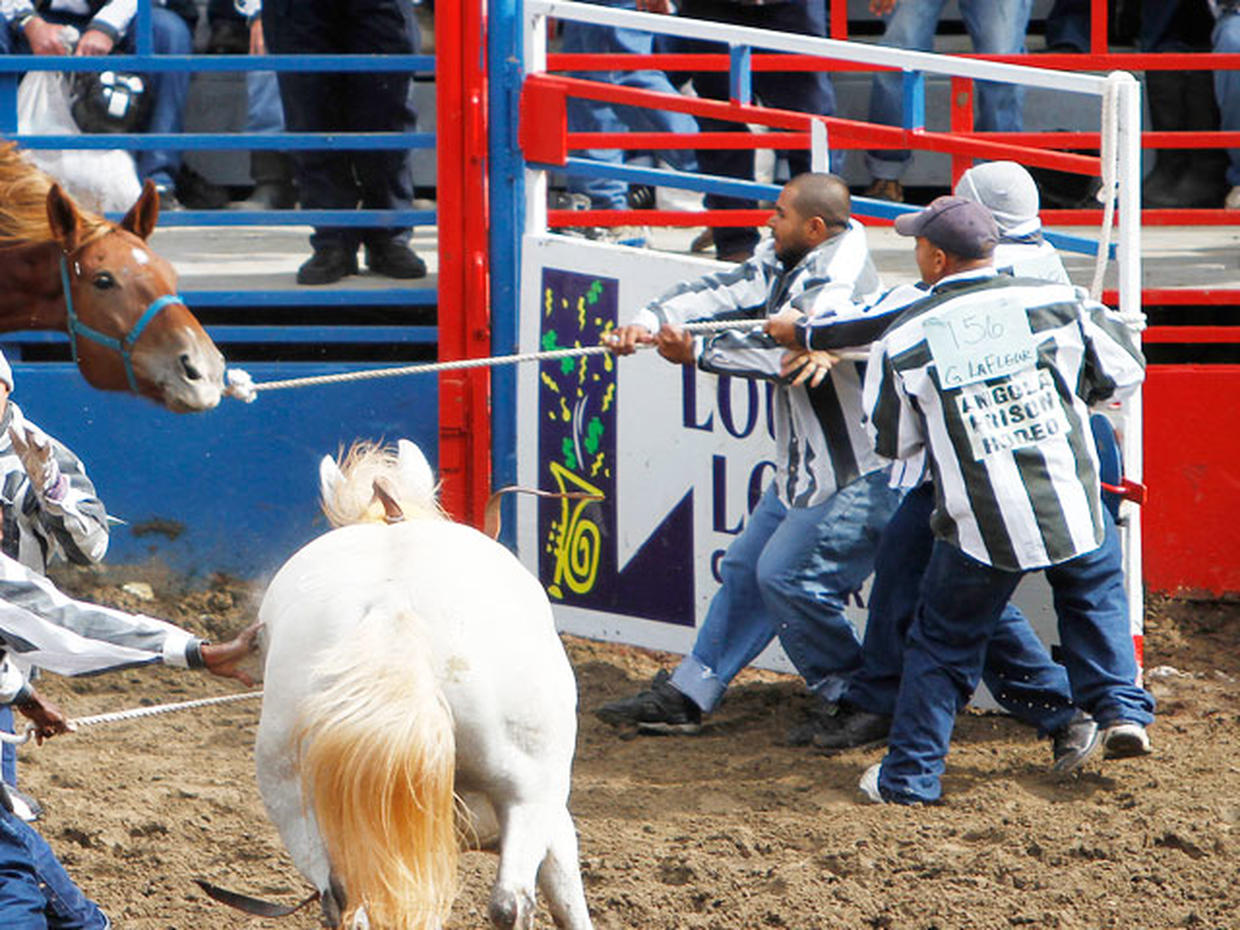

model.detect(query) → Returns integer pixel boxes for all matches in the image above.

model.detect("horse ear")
[396,439,436,502]
[120,179,160,241]
[319,454,345,507]
[46,183,81,253]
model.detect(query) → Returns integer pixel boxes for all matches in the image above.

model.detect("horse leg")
[256,736,343,926]
[458,790,501,853]
[536,806,594,930]
[488,802,547,930]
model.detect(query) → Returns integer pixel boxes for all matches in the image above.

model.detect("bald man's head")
[767,173,853,268]
[786,173,852,231]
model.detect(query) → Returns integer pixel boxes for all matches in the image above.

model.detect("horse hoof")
[488,888,535,930]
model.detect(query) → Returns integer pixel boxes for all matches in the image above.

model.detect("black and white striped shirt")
[862,269,1144,571]
[633,221,885,507]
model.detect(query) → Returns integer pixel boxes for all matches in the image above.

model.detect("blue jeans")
[1045,0,1089,52]
[878,518,1155,804]
[1215,13,1240,187]
[845,484,1077,736]
[0,9,190,189]
[0,809,108,930]
[675,0,837,256]
[866,0,1033,181]
[670,472,900,712]
[562,0,699,210]
[0,706,14,787]
[246,71,285,135]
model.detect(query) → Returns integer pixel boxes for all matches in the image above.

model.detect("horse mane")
[321,440,446,528]
[0,142,111,247]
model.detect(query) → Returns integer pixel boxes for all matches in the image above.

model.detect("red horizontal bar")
[547,208,770,228]
[533,74,1099,175]
[547,51,1240,74]
[1043,208,1240,226]
[1102,289,1240,307]
[568,131,809,151]
[1144,327,1240,343]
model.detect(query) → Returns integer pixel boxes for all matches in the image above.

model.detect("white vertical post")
[1114,71,1145,656]
[811,118,829,173]
[524,7,549,236]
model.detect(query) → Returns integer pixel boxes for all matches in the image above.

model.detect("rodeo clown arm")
[0,551,260,723]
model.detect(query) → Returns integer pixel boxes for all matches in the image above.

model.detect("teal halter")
[59,254,187,393]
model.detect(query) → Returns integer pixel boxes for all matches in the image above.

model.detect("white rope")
[223,318,864,401]
[1089,72,1121,304]
[0,690,263,745]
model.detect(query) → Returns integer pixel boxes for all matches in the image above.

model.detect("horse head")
[46,180,225,412]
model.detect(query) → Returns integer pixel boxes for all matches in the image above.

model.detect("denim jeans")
[866,0,1032,181]
[0,9,190,189]
[845,483,1077,736]
[670,472,900,713]
[0,706,13,786]
[674,0,837,256]
[561,0,699,210]
[878,518,1155,804]
[1215,13,1240,187]
[246,71,285,135]
[0,809,108,930]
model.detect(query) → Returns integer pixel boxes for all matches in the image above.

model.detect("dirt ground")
[17,564,1240,930]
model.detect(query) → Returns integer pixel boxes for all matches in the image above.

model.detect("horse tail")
[292,607,457,929]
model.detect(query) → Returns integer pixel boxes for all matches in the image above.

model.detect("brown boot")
[863,178,904,203]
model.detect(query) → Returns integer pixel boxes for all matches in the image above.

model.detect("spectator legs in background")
[865,0,1031,202]
[1143,69,1229,208]
[1214,11,1240,209]
[231,71,297,211]
[128,8,193,208]
[1044,0,1090,52]
[678,0,835,262]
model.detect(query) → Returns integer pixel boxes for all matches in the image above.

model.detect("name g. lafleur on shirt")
[863,270,1144,572]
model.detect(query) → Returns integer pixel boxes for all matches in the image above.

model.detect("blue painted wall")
[12,363,439,580]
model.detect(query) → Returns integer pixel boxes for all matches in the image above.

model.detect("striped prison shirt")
[862,268,1144,571]
[0,550,204,704]
[0,402,109,572]
[631,220,885,508]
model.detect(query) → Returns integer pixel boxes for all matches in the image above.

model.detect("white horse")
[254,439,594,930]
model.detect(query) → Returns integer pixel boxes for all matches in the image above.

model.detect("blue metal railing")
[0,35,437,322]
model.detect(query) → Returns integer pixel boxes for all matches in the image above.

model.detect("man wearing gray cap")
[856,196,1155,805]
[954,160,1071,285]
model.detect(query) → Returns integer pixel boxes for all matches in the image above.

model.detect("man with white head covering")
[0,349,112,817]
[954,160,1072,285]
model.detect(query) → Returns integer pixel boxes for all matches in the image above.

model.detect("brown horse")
[0,143,224,412]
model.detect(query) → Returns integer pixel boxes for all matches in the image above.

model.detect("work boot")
[365,240,428,279]
[863,178,904,203]
[804,705,891,753]
[1050,710,1101,776]
[230,151,297,211]
[296,245,358,285]
[594,669,702,734]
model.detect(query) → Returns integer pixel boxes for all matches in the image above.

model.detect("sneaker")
[7,786,42,823]
[1101,721,1152,759]
[365,241,428,280]
[858,762,884,803]
[296,246,359,285]
[594,669,702,734]
[598,225,649,248]
[798,706,892,753]
[1050,710,1101,776]
[627,183,656,210]
[863,178,904,203]
[1226,186,1240,210]
[154,183,181,212]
